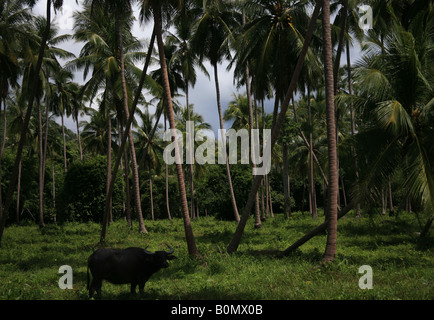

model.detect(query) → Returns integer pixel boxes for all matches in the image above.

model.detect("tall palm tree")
[322,0,340,264]
[168,5,210,218]
[175,104,211,219]
[352,17,434,236]
[0,0,64,246]
[140,0,199,257]
[234,0,310,126]
[135,108,163,221]
[227,0,322,254]
[81,0,148,235]
[191,0,242,223]
[71,2,149,236]
[69,83,89,161]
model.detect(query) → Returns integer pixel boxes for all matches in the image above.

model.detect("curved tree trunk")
[154,3,199,257]
[322,0,339,264]
[213,63,240,223]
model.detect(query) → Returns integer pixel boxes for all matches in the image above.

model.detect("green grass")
[0,212,432,300]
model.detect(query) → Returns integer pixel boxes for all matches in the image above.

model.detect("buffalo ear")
[167,255,177,260]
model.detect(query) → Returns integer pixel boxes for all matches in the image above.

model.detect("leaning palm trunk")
[0,0,53,246]
[321,0,339,264]
[227,1,322,254]
[153,3,199,257]
[213,63,240,223]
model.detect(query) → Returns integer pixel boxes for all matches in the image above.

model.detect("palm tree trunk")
[388,176,394,216]
[308,87,318,219]
[164,112,172,220]
[154,3,199,257]
[185,78,195,220]
[106,109,112,224]
[16,159,21,225]
[227,0,322,254]
[0,0,52,246]
[124,139,132,227]
[149,170,154,221]
[38,100,45,228]
[76,110,83,161]
[117,16,147,234]
[283,143,291,218]
[60,112,67,173]
[245,61,261,228]
[213,63,240,223]
[322,0,339,264]
[52,158,56,222]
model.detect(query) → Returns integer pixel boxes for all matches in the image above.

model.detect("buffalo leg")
[89,278,102,299]
[130,283,137,294]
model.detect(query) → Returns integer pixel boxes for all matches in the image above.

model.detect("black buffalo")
[87,245,176,299]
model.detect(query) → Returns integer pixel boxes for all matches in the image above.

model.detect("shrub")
[57,155,124,222]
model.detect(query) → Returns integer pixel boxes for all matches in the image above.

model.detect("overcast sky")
[32,0,361,137]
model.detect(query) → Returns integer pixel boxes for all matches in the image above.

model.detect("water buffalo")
[87,245,176,299]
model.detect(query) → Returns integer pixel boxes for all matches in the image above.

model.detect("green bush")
[195,164,253,220]
[57,155,124,222]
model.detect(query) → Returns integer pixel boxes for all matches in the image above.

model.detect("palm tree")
[352,17,434,236]
[168,5,210,218]
[140,0,199,257]
[175,104,211,218]
[227,0,322,254]
[69,83,89,161]
[80,0,148,235]
[135,108,163,221]
[71,2,149,236]
[50,68,74,173]
[321,0,340,264]
[0,0,64,246]
[191,0,242,223]
[224,92,262,225]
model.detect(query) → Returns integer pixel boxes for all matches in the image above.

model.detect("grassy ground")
[0,211,432,300]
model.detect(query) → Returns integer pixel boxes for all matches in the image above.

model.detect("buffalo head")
[144,244,177,268]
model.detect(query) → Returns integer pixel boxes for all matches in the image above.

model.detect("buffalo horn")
[144,246,155,255]
[166,245,174,254]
